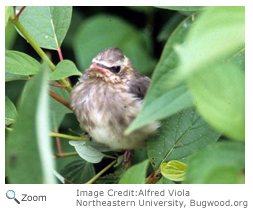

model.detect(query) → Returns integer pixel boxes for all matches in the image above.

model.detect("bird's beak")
[90,63,110,75]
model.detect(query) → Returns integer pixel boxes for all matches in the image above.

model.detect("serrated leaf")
[49,60,81,80]
[69,141,104,163]
[119,159,149,184]
[5,95,18,125]
[94,166,125,184]
[60,160,95,184]
[161,160,187,181]
[18,6,72,50]
[188,63,245,141]
[185,141,245,184]
[147,107,220,171]
[125,16,194,134]
[155,6,206,11]
[6,64,56,184]
[73,14,156,75]
[5,50,41,75]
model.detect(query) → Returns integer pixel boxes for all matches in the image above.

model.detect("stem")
[57,48,64,61]
[9,14,72,92]
[49,82,67,88]
[55,152,78,158]
[146,169,161,184]
[55,128,63,154]
[14,6,26,20]
[49,90,71,110]
[86,159,117,184]
[103,154,117,160]
[50,132,90,141]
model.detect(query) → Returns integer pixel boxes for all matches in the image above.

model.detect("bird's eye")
[109,66,121,74]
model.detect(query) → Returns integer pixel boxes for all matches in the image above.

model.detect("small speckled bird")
[70,47,159,153]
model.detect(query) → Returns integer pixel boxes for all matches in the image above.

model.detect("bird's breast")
[71,79,142,134]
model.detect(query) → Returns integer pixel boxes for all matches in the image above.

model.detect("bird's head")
[87,47,137,83]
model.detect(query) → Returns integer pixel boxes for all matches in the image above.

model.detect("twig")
[57,48,64,61]
[49,82,67,88]
[55,152,78,158]
[146,169,161,184]
[50,132,90,141]
[9,14,72,92]
[49,90,71,110]
[14,6,26,20]
[85,159,117,184]
[55,128,63,154]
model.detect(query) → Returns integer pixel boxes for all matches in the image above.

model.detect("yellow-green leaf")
[161,160,187,181]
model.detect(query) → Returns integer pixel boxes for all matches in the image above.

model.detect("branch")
[9,14,72,92]
[14,6,26,20]
[57,48,64,61]
[49,82,67,88]
[85,159,117,184]
[54,152,77,158]
[49,90,71,110]
[50,132,90,141]
[146,169,161,184]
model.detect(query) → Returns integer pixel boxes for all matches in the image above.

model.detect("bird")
[70,47,159,164]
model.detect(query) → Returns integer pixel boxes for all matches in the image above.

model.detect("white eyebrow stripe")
[92,59,122,67]
[92,59,112,67]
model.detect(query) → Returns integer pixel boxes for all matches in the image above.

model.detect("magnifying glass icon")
[6,190,20,204]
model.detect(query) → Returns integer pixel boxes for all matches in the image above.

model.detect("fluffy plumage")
[70,47,159,150]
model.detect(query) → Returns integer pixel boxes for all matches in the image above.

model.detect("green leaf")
[60,160,95,184]
[185,141,245,184]
[228,49,245,71]
[119,159,149,184]
[125,85,193,134]
[5,50,41,75]
[73,14,156,75]
[176,6,245,77]
[148,108,220,171]
[161,160,187,181]
[5,22,18,50]
[18,6,72,50]
[157,13,185,42]
[49,60,81,80]
[94,166,125,184]
[5,71,29,82]
[155,6,206,11]
[69,141,104,163]
[6,64,56,184]
[49,85,72,130]
[5,6,11,27]
[126,16,195,134]
[156,177,174,184]
[5,95,18,125]
[187,63,245,141]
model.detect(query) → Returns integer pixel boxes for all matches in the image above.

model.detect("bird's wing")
[127,75,151,100]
